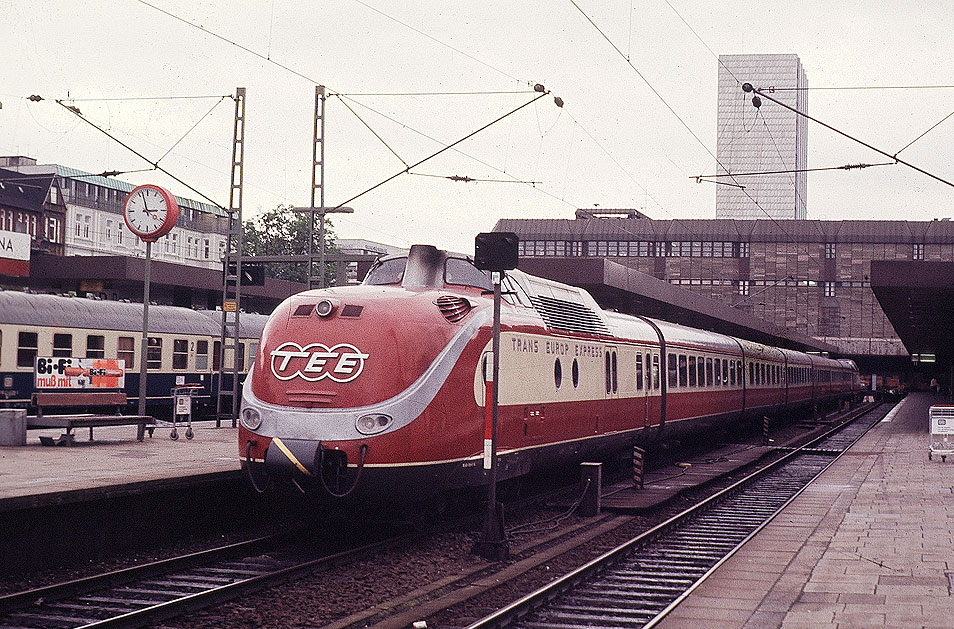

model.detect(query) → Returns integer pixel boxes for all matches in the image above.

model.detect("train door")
[634,350,650,428]
[602,346,619,433]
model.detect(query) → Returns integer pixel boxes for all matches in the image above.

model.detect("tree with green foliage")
[243,204,340,285]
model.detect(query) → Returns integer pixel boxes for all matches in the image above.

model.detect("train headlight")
[316,299,335,317]
[241,407,262,431]
[356,413,392,435]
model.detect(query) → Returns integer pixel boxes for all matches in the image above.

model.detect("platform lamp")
[472,231,518,561]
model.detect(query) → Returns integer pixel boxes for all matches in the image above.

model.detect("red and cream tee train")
[239,245,859,498]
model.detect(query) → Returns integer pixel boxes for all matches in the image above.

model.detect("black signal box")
[475,232,519,271]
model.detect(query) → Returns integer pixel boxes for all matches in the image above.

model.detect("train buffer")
[28,391,155,446]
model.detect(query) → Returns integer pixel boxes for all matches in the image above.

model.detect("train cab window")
[667,354,677,388]
[147,337,162,370]
[118,336,135,370]
[501,275,532,307]
[678,354,688,388]
[172,339,188,370]
[652,354,660,390]
[53,333,72,357]
[688,356,697,387]
[706,358,713,387]
[196,340,209,370]
[86,335,105,359]
[445,258,492,290]
[635,356,643,391]
[364,257,406,285]
[17,331,38,367]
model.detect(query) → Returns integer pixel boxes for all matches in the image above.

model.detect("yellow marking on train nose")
[271,437,313,477]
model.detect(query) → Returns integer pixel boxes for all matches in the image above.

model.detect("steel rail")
[467,402,889,629]
[0,528,412,629]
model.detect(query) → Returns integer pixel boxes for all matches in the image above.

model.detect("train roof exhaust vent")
[529,295,610,336]
[436,295,472,322]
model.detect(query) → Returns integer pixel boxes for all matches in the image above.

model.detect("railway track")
[0,526,410,629]
[466,402,890,629]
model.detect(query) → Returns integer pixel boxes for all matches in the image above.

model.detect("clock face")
[124,185,179,241]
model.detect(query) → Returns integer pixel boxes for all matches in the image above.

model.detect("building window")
[147,337,162,370]
[823,281,835,297]
[83,215,90,239]
[118,226,124,245]
[17,331,38,367]
[118,336,135,369]
[105,219,112,242]
[173,339,189,370]
[86,335,105,358]
[738,280,750,296]
[913,243,925,260]
[204,238,210,259]
[825,243,836,259]
[53,333,72,357]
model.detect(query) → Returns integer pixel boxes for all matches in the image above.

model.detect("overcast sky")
[2,1,952,253]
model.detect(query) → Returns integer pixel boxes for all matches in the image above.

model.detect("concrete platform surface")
[0,422,240,509]
[658,392,954,629]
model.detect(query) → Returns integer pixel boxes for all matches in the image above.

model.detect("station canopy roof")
[871,260,954,363]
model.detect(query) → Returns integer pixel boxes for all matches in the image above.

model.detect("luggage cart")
[171,385,203,440]
[928,405,954,461]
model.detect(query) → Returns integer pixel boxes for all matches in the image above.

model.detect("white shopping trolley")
[928,405,954,462]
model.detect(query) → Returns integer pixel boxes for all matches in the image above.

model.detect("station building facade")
[0,156,229,273]
[496,213,954,360]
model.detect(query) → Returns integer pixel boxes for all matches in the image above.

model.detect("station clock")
[123,184,179,242]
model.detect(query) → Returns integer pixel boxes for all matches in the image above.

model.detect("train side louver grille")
[436,296,472,322]
[529,295,610,336]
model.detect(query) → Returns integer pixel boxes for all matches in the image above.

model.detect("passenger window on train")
[236,342,246,371]
[86,335,105,359]
[172,339,188,370]
[572,358,579,388]
[118,336,135,370]
[706,358,713,387]
[678,354,688,388]
[611,352,618,394]
[213,341,221,371]
[688,356,697,387]
[554,358,562,389]
[604,352,612,394]
[652,354,660,390]
[17,331,38,367]
[53,333,72,358]
[635,356,643,391]
[147,337,162,370]
[196,340,209,371]
[714,358,721,386]
[667,354,677,388]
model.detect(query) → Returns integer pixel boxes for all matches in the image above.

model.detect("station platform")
[658,392,954,629]
[0,422,241,512]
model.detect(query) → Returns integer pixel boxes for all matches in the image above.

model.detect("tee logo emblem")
[270,342,369,382]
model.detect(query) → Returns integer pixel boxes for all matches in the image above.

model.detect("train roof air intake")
[436,295,472,322]
[529,295,610,336]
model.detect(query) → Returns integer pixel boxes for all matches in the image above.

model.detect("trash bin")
[0,409,27,446]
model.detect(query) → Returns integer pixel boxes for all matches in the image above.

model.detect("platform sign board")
[0,230,31,277]
[34,357,126,390]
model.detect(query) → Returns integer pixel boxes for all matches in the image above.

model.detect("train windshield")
[444,258,491,290]
[364,257,406,285]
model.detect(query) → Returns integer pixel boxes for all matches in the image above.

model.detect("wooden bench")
[28,391,155,446]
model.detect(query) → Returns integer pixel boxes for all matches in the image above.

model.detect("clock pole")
[138,240,152,416]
